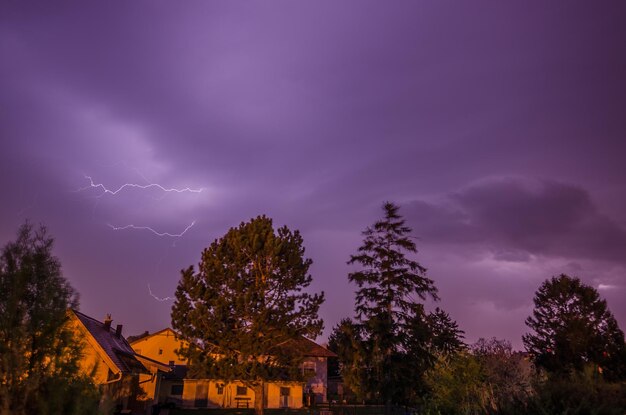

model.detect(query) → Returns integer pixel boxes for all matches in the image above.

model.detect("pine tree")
[347,202,440,405]
[0,223,100,415]
[523,274,626,381]
[171,215,324,415]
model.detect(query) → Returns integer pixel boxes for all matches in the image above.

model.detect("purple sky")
[1,1,625,349]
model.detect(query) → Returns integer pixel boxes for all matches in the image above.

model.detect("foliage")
[513,367,626,415]
[328,318,368,400]
[0,222,101,415]
[171,215,324,414]
[345,202,462,406]
[471,338,532,413]
[422,352,487,415]
[523,274,626,381]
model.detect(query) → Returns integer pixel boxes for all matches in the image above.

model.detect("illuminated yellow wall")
[68,316,115,384]
[182,379,303,409]
[130,328,187,365]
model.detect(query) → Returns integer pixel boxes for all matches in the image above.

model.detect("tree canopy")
[171,215,324,414]
[0,222,100,415]
[523,274,626,381]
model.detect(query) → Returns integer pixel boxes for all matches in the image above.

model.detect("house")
[290,337,337,404]
[129,327,336,409]
[68,310,170,413]
[129,328,188,406]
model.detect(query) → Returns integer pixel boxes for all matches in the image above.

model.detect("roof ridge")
[129,327,177,343]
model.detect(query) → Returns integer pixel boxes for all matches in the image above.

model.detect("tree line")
[1,203,625,415]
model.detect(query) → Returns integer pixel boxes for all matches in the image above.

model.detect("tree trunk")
[253,381,265,415]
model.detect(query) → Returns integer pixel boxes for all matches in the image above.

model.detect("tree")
[472,338,532,412]
[328,318,369,402]
[347,202,443,405]
[523,274,626,381]
[0,222,100,415]
[423,351,488,415]
[171,215,324,415]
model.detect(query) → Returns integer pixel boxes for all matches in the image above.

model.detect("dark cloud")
[1,1,625,346]
[408,177,626,264]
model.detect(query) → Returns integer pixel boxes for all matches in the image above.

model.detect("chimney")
[115,324,123,338]
[103,314,112,330]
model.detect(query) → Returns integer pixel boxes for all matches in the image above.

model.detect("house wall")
[182,379,303,409]
[303,356,328,403]
[130,329,187,365]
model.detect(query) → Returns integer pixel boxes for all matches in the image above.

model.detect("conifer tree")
[348,202,441,405]
[523,274,626,381]
[0,222,100,415]
[171,215,324,415]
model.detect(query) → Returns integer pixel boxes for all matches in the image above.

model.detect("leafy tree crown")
[523,274,626,380]
[171,215,324,382]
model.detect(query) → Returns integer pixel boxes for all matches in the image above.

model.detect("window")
[236,386,247,396]
[171,384,183,396]
[169,360,175,366]
[302,361,316,377]
[216,384,224,395]
[158,349,163,355]
[280,387,290,396]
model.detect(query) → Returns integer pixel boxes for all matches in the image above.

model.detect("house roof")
[128,327,178,345]
[71,309,150,375]
[291,336,337,358]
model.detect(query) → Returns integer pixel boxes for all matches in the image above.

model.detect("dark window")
[171,384,183,396]
[236,386,247,396]
[280,387,290,396]
[158,349,163,355]
[302,361,316,377]
[169,360,175,366]
[216,384,224,395]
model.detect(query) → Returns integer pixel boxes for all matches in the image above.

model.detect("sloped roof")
[71,309,149,374]
[293,336,337,358]
[128,327,178,345]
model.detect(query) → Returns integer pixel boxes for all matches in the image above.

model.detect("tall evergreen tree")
[523,274,626,381]
[171,215,324,415]
[0,222,100,415]
[347,202,441,405]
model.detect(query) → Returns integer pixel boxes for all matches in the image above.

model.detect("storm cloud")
[408,177,626,264]
[1,1,625,348]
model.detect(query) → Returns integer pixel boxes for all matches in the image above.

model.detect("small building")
[182,379,304,409]
[68,310,170,413]
[129,328,188,407]
[294,337,337,404]
[129,327,336,409]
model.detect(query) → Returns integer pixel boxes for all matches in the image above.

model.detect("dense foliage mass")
[523,274,626,381]
[171,215,324,415]
[0,223,100,415]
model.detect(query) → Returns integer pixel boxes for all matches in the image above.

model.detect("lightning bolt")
[108,221,196,237]
[148,283,175,302]
[79,175,203,196]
